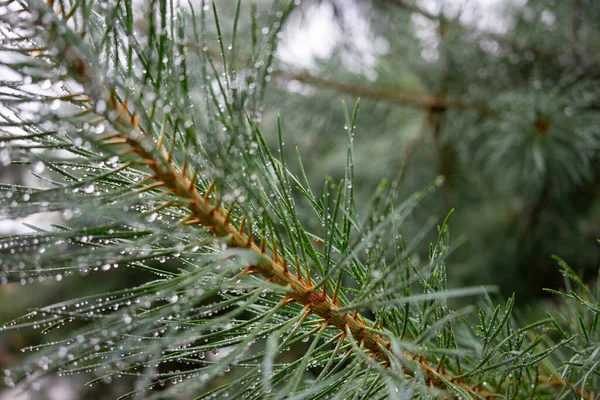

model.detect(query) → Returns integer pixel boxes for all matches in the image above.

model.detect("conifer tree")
[0,1,598,399]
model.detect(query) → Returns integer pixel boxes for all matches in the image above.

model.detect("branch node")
[281,258,289,275]
[204,181,215,201]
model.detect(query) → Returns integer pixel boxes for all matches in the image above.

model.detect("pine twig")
[22,2,493,398]
[198,45,492,114]
[22,2,593,399]
[275,70,493,114]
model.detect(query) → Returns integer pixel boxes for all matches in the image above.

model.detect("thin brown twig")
[25,4,498,398]
[198,45,492,114]
[275,70,493,114]
[104,94,501,399]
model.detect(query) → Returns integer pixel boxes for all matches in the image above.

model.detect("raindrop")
[146,213,157,222]
[96,100,107,113]
[33,162,46,173]
[0,149,11,166]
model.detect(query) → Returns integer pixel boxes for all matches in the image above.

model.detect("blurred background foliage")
[1,0,600,398]
[260,0,600,300]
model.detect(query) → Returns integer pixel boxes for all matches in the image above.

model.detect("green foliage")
[0,0,598,399]
[265,0,600,299]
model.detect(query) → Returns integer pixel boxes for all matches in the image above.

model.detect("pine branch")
[275,69,493,114]
[19,2,501,398]
[3,1,597,399]
[201,45,490,113]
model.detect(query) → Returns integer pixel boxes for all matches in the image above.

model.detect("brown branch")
[198,45,491,114]
[107,97,501,400]
[23,3,593,400]
[275,70,493,114]
[26,4,494,398]
[430,18,452,210]
[537,374,594,400]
